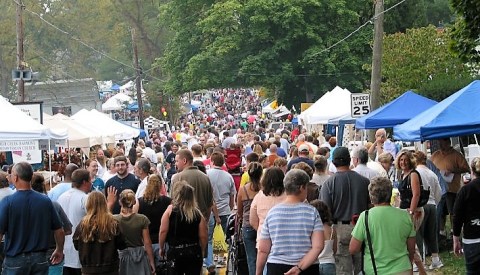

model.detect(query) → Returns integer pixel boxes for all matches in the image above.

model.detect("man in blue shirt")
[0,162,64,275]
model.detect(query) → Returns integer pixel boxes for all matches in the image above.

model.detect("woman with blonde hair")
[396,150,427,274]
[134,174,172,269]
[159,181,208,275]
[114,189,155,275]
[73,191,126,274]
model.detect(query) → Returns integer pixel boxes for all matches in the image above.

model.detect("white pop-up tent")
[101,93,133,111]
[299,86,352,125]
[72,109,139,141]
[0,95,67,141]
[43,113,106,148]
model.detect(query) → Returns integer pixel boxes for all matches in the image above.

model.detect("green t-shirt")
[351,206,415,275]
[114,213,150,247]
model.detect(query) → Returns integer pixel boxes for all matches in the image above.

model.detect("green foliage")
[383,0,454,34]
[381,25,474,103]
[159,0,372,105]
[450,0,480,62]
[417,73,477,101]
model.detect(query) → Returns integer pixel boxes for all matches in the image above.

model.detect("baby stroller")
[226,213,248,275]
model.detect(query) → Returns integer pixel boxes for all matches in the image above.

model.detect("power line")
[311,0,407,57]
[23,5,136,70]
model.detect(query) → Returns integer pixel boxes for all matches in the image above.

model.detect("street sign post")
[351,93,371,118]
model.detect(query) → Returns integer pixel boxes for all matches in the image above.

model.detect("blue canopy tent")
[127,101,151,111]
[394,80,480,141]
[355,91,437,129]
[110,83,121,91]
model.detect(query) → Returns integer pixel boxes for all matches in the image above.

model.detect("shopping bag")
[213,224,228,253]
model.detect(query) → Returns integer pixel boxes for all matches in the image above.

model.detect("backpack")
[225,148,242,174]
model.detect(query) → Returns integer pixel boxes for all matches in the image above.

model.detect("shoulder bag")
[399,170,430,208]
[361,210,378,275]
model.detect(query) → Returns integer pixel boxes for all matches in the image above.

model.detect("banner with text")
[0,140,39,151]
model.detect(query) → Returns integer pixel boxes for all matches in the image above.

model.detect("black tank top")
[167,207,201,246]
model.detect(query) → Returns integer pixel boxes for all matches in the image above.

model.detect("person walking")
[105,156,141,214]
[413,151,443,269]
[349,177,415,275]
[319,147,370,275]
[0,162,65,275]
[159,181,208,275]
[134,174,172,269]
[237,162,263,275]
[452,157,480,274]
[396,150,427,274]
[73,191,126,274]
[58,169,92,275]
[256,169,324,275]
[114,189,155,275]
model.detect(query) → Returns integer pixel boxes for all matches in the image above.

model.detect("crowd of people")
[0,89,478,275]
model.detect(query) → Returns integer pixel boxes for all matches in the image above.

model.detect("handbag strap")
[365,210,378,275]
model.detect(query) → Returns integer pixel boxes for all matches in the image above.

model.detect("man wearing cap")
[287,144,314,171]
[320,147,370,274]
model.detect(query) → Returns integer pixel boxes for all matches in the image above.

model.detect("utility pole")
[369,0,384,140]
[131,28,145,129]
[16,0,25,102]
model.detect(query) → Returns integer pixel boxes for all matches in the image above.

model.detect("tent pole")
[68,140,71,163]
[48,139,52,171]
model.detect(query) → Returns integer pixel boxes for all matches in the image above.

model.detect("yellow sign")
[301,103,313,112]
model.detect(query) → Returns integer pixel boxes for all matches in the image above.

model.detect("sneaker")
[413,263,418,272]
[429,259,444,269]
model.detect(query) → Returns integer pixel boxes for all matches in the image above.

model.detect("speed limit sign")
[351,93,370,118]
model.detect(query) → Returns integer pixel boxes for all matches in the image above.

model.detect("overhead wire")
[311,0,407,57]
[22,4,136,70]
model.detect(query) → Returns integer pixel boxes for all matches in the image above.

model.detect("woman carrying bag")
[159,180,208,275]
[350,177,415,275]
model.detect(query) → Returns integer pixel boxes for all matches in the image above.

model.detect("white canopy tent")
[43,113,106,148]
[72,109,139,141]
[299,86,352,125]
[272,105,291,118]
[101,93,133,111]
[0,95,67,141]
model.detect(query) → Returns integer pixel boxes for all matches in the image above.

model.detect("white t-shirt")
[58,188,87,268]
[135,176,149,199]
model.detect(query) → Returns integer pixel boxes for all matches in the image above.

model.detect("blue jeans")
[463,242,480,275]
[47,248,63,275]
[204,214,228,267]
[319,263,336,275]
[48,259,63,275]
[2,251,49,275]
[242,226,257,275]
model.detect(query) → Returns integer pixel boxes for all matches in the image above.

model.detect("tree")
[450,0,480,62]
[381,25,475,102]
[159,0,372,106]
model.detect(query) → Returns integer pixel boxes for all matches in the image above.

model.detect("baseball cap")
[299,144,309,152]
[333,147,350,161]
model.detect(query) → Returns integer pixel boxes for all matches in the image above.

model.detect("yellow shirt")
[240,172,250,187]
